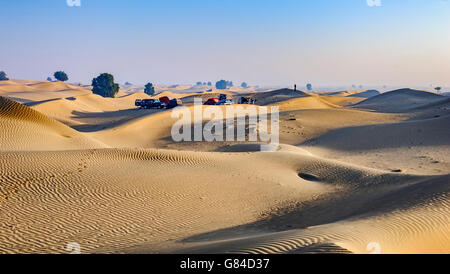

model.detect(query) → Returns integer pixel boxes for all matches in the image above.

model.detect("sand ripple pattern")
[0,149,323,253]
[195,175,450,254]
[0,96,104,151]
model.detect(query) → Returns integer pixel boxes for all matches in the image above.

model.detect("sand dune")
[0,80,92,103]
[409,97,450,113]
[277,108,405,146]
[271,94,365,111]
[241,88,308,106]
[0,148,334,253]
[271,95,339,111]
[181,174,450,254]
[305,115,450,151]
[88,109,176,148]
[347,89,380,98]
[0,96,105,151]
[355,88,445,112]
[4,145,447,254]
[27,81,84,92]
[0,82,36,93]
[317,90,372,97]
[0,80,449,254]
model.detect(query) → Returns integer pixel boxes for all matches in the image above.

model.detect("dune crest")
[0,96,105,151]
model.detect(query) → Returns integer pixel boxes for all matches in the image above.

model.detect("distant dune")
[355,88,444,112]
[241,88,308,105]
[347,89,380,98]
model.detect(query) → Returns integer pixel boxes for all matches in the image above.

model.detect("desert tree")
[306,83,312,91]
[435,87,442,93]
[215,80,227,90]
[91,73,119,98]
[241,82,248,88]
[144,82,155,96]
[207,82,212,86]
[226,81,233,87]
[196,82,202,86]
[54,71,69,82]
[0,71,9,81]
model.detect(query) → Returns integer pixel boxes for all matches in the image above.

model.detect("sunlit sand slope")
[2,146,444,254]
[0,81,449,254]
[0,148,335,253]
[0,97,105,151]
[0,80,91,103]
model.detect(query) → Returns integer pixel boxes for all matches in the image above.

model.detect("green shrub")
[54,71,69,82]
[92,73,119,98]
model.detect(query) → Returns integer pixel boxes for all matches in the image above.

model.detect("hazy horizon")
[1,0,449,87]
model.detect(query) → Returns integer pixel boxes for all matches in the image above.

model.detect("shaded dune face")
[0,82,449,254]
[218,175,450,254]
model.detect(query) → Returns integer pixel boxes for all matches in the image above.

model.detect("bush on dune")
[216,79,234,90]
[215,80,227,90]
[0,71,9,81]
[144,82,155,96]
[54,71,69,82]
[92,73,119,98]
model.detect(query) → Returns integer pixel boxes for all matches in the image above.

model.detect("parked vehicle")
[135,99,142,106]
[216,99,233,105]
[166,98,182,109]
[158,96,172,105]
[204,98,219,105]
[140,99,165,109]
[237,97,256,104]
[218,94,227,101]
[238,97,249,104]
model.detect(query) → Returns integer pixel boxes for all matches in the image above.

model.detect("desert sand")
[0,80,449,254]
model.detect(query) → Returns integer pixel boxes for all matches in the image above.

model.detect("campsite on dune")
[0,79,449,254]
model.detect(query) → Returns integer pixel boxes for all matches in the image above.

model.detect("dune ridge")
[0,96,106,151]
[355,88,444,112]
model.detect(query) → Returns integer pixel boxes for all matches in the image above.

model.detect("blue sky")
[1,0,449,87]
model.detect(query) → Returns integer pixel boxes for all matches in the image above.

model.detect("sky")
[1,0,449,87]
